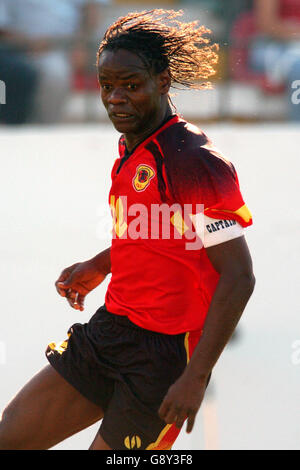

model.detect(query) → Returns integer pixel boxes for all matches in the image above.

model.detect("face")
[98,48,170,139]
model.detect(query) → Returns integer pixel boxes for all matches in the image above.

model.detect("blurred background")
[0,0,299,450]
[1,0,300,125]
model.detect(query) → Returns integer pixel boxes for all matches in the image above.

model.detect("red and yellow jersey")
[105,115,252,334]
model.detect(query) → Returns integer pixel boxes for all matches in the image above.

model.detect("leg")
[89,432,112,450]
[0,364,104,450]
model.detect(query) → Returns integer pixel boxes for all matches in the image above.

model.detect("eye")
[127,83,138,90]
[101,84,112,91]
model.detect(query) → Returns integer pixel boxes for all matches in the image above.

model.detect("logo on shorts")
[46,331,72,356]
[124,435,142,449]
[132,165,155,192]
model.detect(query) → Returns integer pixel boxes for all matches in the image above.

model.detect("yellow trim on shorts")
[184,332,190,363]
[146,424,173,450]
[146,332,191,450]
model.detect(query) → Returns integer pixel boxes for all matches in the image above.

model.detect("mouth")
[111,113,135,121]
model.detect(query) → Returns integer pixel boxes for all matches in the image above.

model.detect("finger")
[66,288,76,302]
[77,294,85,311]
[67,298,81,310]
[55,265,80,297]
[163,406,179,425]
[175,410,187,430]
[186,413,196,434]
[55,269,72,296]
[66,290,81,310]
[158,400,170,420]
[56,281,69,297]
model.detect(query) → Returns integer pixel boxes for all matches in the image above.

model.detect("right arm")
[55,247,111,311]
[88,247,112,277]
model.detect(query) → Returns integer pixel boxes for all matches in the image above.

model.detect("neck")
[124,101,173,152]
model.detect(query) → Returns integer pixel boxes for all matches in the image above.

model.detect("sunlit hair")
[97,9,218,89]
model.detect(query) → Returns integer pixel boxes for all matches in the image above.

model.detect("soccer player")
[0,10,255,450]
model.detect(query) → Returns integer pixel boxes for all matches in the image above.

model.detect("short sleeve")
[175,148,253,228]
[170,147,252,248]
[155,120,253,245]
[202,155,252,228]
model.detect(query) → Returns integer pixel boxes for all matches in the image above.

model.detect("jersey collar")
[118,114,180,159]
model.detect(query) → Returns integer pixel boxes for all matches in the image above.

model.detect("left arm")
[158,235,255,433]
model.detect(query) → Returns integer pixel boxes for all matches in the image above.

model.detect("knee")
[0,406,12,449]
[0,404,22,450]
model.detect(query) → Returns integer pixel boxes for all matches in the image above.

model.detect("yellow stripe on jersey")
[207,204,252,223]
[170,211,189,236]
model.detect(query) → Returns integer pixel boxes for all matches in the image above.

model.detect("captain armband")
[190,214,244,248]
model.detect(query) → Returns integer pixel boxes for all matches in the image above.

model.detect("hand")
[158,371,209,433]
[55,260,106,311]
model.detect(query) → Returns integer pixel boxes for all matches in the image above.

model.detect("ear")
[158,68,171,95]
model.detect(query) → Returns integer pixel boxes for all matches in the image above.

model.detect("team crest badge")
[132,164,155,192]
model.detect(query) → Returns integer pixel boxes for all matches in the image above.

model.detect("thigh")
[89,433,112,450]
[98,380,182,451]
[0,364,104,450]
[96,327,204,450]
[97,333,189,450]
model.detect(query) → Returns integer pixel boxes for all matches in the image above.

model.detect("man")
[0,10,255,450]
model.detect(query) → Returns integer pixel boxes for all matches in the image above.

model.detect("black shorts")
[45,305,204,450]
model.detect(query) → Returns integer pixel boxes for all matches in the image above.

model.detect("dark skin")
[57,50,255,439]
[56,238,255,437]
[98,49,173,151]
[0,49,255,450]
[158,236,255,432]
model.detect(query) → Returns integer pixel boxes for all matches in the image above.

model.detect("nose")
[107,87,127,105]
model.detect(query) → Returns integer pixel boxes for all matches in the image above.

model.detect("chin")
[111,120,138,134]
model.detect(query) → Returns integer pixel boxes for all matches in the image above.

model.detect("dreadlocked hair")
[97,9,219,90]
